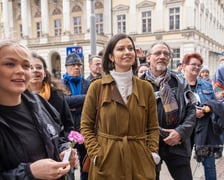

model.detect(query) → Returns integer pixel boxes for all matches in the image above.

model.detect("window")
[54,19,62,36]
[169,7,180,30]
[117,14,126,33]
[36,22,41,38]
[142,11,151,33]
[19,24,23,38]
[96,13,103,34]
[172,48,180,58]
[73,16,82,34]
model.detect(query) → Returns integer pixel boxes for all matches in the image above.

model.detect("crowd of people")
[0,34,224,180]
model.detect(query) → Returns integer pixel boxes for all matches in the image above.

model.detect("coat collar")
[101,74,141,106]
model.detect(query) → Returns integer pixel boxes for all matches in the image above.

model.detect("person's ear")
[182,64,187,71]
[109,54,114,62]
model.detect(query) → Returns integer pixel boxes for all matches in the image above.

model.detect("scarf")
[63,73,82,95]
[110,69,133,104]
[39,82,51,100]
[145,69,179,126]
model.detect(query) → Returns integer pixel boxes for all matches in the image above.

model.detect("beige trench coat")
[81,74,159,180]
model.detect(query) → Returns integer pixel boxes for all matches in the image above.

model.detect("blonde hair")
[0,40,31,61]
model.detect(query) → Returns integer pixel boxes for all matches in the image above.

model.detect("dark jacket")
[0,90,70,180]
[64,77,90,131]
[143,71,196,157]
[86,73,94,83]
[193,79,223,147]
[49,86,74,137]
[86,73,102,84]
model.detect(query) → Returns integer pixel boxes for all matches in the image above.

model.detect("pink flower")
[68,130,84,146]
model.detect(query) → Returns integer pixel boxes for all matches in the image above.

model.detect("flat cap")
[65,53,83,66]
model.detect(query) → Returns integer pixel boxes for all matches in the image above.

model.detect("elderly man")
[62,53,90,180]
[142,42,196,180]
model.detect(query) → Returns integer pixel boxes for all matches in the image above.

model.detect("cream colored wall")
[1,0,223,76]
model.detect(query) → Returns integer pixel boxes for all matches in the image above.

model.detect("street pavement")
[74,152,224,180]
[160,153,224,180]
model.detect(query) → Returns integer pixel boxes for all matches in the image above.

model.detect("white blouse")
[110,69,133,104]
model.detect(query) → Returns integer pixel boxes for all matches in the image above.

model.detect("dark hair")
[102,33,138,74]
[31,52,52,84]
[182,52,204,65]
[98,49,104,56]
[135,63,149,76]
[176,62,182,68]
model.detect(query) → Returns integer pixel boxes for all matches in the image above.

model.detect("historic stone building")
[0,0,224,77]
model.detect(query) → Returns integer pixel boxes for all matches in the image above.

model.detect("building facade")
[0,0,224,77]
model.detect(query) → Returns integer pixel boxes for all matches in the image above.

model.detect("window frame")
[73,16,82,35]
[141,10,152,33]
[169,7,180,30]
[54,19,62,36]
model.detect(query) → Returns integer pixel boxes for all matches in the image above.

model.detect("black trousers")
[75,143,88,180]
[156,152,192,180]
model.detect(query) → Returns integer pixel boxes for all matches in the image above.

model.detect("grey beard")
[156,65,167,71]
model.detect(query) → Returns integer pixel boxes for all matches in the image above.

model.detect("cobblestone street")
[74,154,224,180]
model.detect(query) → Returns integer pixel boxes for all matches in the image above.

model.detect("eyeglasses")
[187,63,202,69]
[151,51,170,57]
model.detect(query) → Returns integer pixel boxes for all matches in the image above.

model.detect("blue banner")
[66,46,83,58]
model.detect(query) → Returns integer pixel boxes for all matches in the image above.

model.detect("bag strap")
[94,84,103,133]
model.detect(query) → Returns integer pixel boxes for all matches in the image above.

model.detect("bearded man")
[142,42,196,180]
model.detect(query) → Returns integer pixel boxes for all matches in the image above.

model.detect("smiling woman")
[28,52,74,137]
[0,40,32,101]
[81,34,160,180]
[0,40,78,180]
[182,52,223,180]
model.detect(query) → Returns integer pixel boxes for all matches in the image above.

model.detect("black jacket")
[194,99,224,147]
[0,90,70,180]
[143,71,196,157]
[49,87,74,137]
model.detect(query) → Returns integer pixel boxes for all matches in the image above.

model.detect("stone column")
[185,0,195,29]
[155,0,163,31]
[21,0,29,38]
[2,0,10,38]
[84,0,91,40]
[8,0,14,38]
[63,0,70,35]
[41,0,49,37]
[129,0,136,34]
[103,0,111,36]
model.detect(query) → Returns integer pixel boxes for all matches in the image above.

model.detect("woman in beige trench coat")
[81,33,159,180]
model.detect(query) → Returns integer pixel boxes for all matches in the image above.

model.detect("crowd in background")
[0,34,224,180]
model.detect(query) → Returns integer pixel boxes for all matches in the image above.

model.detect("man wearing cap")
[62,53,90,180]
